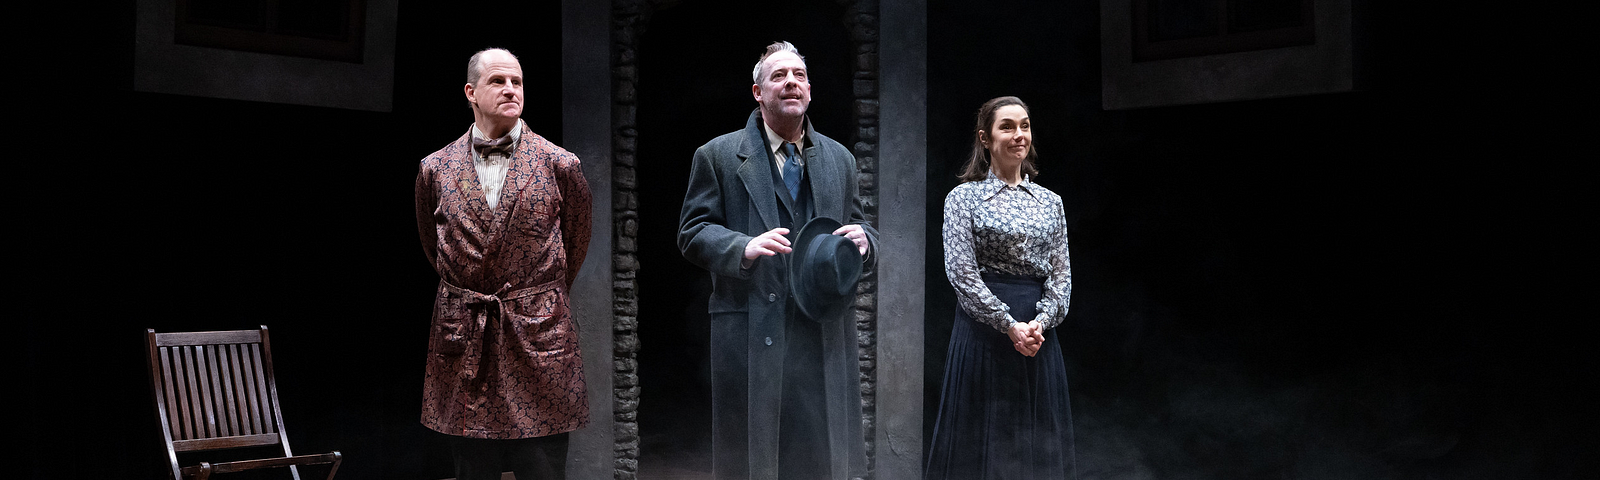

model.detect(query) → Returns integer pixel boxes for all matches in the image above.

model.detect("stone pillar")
[874,1,927,479]
[565,0,616,479]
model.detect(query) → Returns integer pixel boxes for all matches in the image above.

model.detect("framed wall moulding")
[135,0,396,112]
[174,0,367,63]
[1104,0,1358,110]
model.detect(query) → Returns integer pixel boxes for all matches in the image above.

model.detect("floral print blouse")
[942,172,1072,332]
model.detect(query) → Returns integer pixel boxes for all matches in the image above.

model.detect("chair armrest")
[192,451,342,477]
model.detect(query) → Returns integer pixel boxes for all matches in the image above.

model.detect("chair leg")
[322,451,344,480]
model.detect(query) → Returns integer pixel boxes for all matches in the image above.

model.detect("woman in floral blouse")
[925,96,1076,480]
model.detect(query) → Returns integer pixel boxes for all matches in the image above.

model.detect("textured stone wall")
[609,1,655,479]
[841,1,881,478]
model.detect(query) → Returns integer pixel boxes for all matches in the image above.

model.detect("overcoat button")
[765,337,773,346]
[768,293,777,302]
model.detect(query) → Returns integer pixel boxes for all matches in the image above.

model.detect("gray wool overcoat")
[678,109,877,480]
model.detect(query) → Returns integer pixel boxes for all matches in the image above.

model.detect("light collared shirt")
[470,120,523,210]
[762,120,806,180]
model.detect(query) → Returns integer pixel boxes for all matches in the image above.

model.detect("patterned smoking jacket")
[414,123,593,439]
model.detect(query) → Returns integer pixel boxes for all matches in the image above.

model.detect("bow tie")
[471,135,515,157]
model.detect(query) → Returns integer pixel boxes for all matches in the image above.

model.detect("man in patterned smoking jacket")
[414,47,593,480]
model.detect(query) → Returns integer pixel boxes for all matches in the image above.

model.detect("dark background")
[919,1,1590,479]
[25,1,1589,479]
[38,2,565,479]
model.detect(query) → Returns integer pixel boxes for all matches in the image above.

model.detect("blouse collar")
[980,170,1043,203]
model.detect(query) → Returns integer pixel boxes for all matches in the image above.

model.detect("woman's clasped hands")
[1007,320,1046,357]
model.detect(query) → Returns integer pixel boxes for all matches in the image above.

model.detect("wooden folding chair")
[146,326,342,480]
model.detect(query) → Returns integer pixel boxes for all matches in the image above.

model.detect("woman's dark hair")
[957,96,1039,182]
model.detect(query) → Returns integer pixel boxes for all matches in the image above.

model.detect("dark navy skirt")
[925,273,1076,480]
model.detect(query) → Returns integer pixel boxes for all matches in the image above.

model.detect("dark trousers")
[445,432,569,480]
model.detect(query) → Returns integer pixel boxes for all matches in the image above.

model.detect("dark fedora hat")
[788,217,864,322]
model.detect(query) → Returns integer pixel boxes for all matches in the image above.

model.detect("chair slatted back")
[147,327,294,457]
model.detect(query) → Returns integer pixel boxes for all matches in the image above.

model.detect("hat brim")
[788,217,862,322]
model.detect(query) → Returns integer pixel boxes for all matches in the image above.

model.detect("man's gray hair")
[467,48,518,85]
[751,41,805,84]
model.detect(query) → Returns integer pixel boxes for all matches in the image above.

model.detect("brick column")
[841,1,883,478]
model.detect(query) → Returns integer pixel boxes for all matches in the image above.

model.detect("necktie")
[782,142,802,200]
[472,135,515,157]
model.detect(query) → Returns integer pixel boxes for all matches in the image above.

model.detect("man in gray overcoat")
[678,41,877,480]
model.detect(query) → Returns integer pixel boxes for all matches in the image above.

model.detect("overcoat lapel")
[803,131,843,220]
[737,115,782,232]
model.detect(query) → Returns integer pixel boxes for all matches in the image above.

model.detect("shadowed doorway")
[633,0,853,477]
